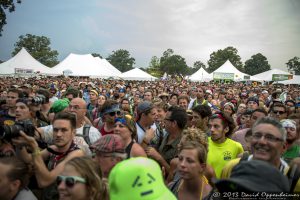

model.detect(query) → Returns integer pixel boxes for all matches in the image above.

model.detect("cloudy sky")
[0,0,299,71]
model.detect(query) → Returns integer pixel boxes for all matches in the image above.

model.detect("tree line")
[1,2,299,76]
[5,34,300,76]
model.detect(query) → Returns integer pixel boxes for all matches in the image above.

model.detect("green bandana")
[49,98,70,114]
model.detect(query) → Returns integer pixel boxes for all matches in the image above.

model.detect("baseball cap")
[109,157,177,200]
[92,134,125,154]
[215,160,290,192]
[262,90,269,94]
[137,101,153,115]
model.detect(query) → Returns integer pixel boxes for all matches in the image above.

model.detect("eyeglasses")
[68,105,83,110]
[272,110,286,115]
[108,111,121,116]
[56,176,86,188]
[252,132,283,143]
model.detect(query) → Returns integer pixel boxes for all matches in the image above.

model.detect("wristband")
[32,149,41,156]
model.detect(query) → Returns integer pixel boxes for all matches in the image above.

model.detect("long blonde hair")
[66,156,108,200]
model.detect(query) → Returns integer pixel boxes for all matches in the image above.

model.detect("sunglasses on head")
[56,176,86,188]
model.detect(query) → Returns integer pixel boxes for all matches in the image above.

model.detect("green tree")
[244,53,271,75]
[0,0,21,36]
[286,57,300,75]
[159,49,189,76]
[147,56,161,77]
[91,53,102,58]
[189,60,206,74]
[12,34,59,67]
[106,49,135,72]
[207,46,243,73]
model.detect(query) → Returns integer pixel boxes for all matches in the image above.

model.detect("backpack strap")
[287,164,300,192]
[239,152,250,162]
[76,124,92,145]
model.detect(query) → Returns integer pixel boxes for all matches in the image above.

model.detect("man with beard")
[207,112,243,178]
[191,86,208,109]
[281,119,299,164]
[12,112,84,200]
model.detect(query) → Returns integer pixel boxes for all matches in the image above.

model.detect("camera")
[31,94,46,105]
[0,120,35,140]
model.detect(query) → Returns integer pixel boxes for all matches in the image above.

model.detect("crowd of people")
[0,75,299,200]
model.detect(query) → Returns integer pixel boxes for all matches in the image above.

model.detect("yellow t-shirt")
[207,137,244,178]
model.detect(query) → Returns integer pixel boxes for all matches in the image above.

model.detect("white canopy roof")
[101,58,122,75]
[278,75,300,85]
[0,47,56,75]
[189,67,213,82]
[213,60,250,81]
[52,53,120,78]
[119,68,157,81]
[253,69,292,82]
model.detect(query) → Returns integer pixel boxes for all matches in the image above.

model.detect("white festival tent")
[278,75,300,85]
[189,67,213,82]
[119,68,157,81]
[213,60,250,81]
[252,69,292,82]
[52,53,120,78]
[100,58,122,75]
[0,47,57,75]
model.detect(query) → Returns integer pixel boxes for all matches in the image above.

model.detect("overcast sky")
[0,0,299,71]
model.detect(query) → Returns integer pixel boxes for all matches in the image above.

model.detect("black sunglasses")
[56,176,86,188]
[108,111,121,116]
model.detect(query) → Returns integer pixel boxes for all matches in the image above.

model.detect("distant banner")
[244,75,250,80]
[14,68,34,74]
[213,72,234,80]
[272,74,293,81]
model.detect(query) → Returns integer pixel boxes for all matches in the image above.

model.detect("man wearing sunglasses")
[12,112,85,200]
[269,102,287,121]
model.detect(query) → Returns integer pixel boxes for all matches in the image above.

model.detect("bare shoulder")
[131,143,147,157]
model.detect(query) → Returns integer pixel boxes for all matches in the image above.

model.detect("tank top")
[125,140,135,159]
[42,142,80,200]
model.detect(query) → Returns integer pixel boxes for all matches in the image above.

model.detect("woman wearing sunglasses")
[57,156,108,200]
[114,115,147,158]
[94,100,121,136]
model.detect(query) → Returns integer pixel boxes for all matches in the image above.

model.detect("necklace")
[178,176,204,200]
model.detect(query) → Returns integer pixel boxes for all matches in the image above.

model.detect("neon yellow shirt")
[207,137,243,178]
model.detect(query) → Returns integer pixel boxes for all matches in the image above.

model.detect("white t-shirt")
[41,124,101,155]
[15,188,38,200]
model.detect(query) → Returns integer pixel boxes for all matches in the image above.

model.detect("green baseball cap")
[109,157,176,200]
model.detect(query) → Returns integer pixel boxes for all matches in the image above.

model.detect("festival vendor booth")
[0,47,57,77]
[253,69,293,82]
[52,53,121,78]
[189,67,213,82]
[119,68,157,81]
[278,75,300,85]
[212,60,251,82]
